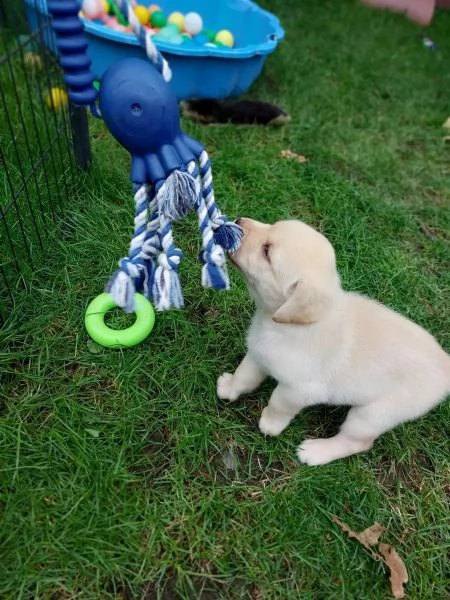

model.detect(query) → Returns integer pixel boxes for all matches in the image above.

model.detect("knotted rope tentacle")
[111,0,172,81]
[189,161,229,291]
[107,183,151,312]
[152,179,184,311]
[139,185,161,300]
[198,150,243,252]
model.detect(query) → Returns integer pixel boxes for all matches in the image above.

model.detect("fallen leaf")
[85,428,100,438]
[222,447,238,471]
[358,523,386,548]
[87,339,103,354]
[332,516,408,599]
[332,516,384,553]
[379,543,408,599]
[442,117,450,130]
[280,149,308,163]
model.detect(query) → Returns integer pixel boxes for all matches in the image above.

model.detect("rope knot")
[157,249,182,271]
[118,257,142,278]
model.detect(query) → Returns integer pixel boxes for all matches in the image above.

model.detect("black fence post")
[69,103,91,170]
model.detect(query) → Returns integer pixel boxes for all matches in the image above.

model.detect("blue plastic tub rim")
[25,0,285,59]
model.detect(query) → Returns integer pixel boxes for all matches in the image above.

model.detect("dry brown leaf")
[332,516,408,599]
[280,149,308,163]
[379,543,409,599]
[332,516,384,552]
[358,523,386,548]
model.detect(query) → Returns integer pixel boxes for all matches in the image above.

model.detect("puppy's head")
[230,218,340,324]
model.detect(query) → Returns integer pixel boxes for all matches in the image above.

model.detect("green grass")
[1,0,450,598]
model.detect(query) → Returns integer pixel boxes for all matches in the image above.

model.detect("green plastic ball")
[150,10,166,28]
[203,29,216,42]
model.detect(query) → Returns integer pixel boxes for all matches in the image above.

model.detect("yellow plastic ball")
[101,0,108,12]
[215,29,234,48]
[168,11,184,31]
[134,5,150,25]
[46,87,68,110]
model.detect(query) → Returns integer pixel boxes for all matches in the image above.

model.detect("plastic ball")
[165,23,181,34]
[203,28,216,42]
[134,5,150,25]
[46,87,68,110]
[82,0,103,20]
[215,29,234,48]
[150,10,166,28]
[193,32,208,46]
[168,11,184,30]
[184,12,203,35]
[148,4,161,14]
[101,0,108,12]
[157,25,178,40]
[23,52,43,71]
[105,16,120,29]
[181,36,195,47]
[169,34,184,45]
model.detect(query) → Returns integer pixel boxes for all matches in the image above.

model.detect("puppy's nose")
[235,218,243,226]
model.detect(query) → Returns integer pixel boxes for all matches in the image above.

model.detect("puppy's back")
[345,292,450,398]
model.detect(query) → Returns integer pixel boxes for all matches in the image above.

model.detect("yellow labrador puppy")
[217,219,450,465]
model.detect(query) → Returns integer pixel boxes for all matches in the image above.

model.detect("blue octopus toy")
[48,0,242,317]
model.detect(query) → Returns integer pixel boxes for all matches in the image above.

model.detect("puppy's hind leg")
[217,353,267,402]
[297,391,433,466]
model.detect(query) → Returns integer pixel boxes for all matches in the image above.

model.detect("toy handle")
[47,0,98,106]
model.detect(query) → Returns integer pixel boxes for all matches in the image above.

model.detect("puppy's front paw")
[258,407,289,437]
[217,373,240,402]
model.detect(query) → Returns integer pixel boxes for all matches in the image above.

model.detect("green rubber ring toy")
[85,292,155,349]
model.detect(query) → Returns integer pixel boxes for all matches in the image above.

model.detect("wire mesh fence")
[0,1,90,324]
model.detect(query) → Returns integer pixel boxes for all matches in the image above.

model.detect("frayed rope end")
[212,220,243,253]
[201,246,230,291]
[106,258,145,313]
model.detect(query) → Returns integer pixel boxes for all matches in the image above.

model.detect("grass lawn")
[1,0,449,598]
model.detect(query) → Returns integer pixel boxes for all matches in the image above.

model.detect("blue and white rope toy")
[48,0,242,315]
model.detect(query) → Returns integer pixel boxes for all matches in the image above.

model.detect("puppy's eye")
[262,243,271,261]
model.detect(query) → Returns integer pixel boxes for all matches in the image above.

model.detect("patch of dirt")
[374,451,434,495]
[421,188,450,207]
[302,405,349,439]
[187,301,221,325]
[141,571,254,600]
[192,442,295,495]
[130,427,175,485]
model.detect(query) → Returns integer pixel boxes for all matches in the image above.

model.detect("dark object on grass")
[180,99,291,126]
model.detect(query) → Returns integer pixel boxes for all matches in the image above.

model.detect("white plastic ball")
[184,12,203,36]
[82,0,102,20]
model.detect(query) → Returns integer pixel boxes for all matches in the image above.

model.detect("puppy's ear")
[272,279,331,325]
